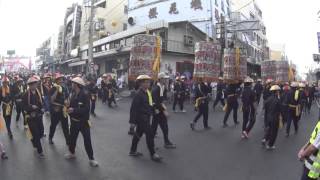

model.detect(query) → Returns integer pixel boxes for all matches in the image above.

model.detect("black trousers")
[108,95,116,107]
[193,103,209,128]
[69,120,94,160]
[90,99,96,114]
[173,95,184,111]
[223,98,238,125]
[286,108,299,135]
[2,104,12,134]
[264,120,279,146]
[242,106,255,133]
[213,94,225,108]
[281,105,289,124]
[15,101,25,124]
[28,116,43,154]
[49,111,70,145]
[130,120,155,156]
[102,90,107,103]
[151,112,170,144]
[301,166,318,180]
[307,98,313,112]
[256,93,262,104]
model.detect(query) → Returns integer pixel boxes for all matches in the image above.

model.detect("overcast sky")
[0,0,320,77]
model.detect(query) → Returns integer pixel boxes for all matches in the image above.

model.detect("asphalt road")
[0,98,318,180]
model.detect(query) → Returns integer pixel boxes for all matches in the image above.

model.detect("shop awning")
[68,60,86,67]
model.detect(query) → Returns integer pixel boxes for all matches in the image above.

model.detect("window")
[250,13,255,20]
[184,35,194,46]
[124,5,128,14]
[123,23,128,31]
[221,0,225,12]
[215,8,219,20]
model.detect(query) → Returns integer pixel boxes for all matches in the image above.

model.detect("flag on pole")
[152,36,161,76]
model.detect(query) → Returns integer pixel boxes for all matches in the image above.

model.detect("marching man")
[22,76,45,158]
[151,72,176,149]
[0,76,13,139]
[129,75,162,162]
[64,77,99,167]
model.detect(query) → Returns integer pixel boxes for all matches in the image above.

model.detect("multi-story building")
[35,37,56,72]
[80,0,128,47]
[59,3,83,72]
[127,0,231,38]
[230,0,269,77]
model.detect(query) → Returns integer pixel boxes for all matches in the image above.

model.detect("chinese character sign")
[193,42,221,81]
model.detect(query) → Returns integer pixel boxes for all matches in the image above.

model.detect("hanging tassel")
[0,114,6,132]
[26,126,33,140]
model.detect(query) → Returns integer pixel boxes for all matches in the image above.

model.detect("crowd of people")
[128,72,318,160]
[0,71,319,179]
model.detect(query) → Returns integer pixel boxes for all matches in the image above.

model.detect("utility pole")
[87,0,95,77]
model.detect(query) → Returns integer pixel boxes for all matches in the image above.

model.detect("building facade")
[79,20,207,77]
[59,3,83,73]
[230,0,269,77]
[127,0,231,38]
[35,37,56,72]
[80,0,128,47]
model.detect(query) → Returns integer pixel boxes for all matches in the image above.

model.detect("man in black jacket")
[0,76,14,139]
[223,83,240,127]
[262,79,273,128]
[12,77,26,128]
[241,77,256,139]
[65,77,99,167]
[173,76,186,112]
[129,75,162,162]
[151,72,176,149]
[262,85,282,150]
[86,78,98,116]
[253,79,263,104]
[190,80,210,130]
[48,73,69,145]
[286,82,301,137]
[213,77,225,110]
[22,76,45,158]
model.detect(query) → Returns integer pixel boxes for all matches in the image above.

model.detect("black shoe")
[129,152,143,157]
[223,123,228,128]
[204,126,211,130]
[49,139,54,145]
[151,153,162,162]
[234,121,239,125]
[1,152,8,160]
[8,133,13,140]
[164,142,176,149]
[190,122,195,131]
[42,134,47,138]
[285,133,289,137]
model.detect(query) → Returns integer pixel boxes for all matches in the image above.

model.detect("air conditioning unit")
[128,17,135,26]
